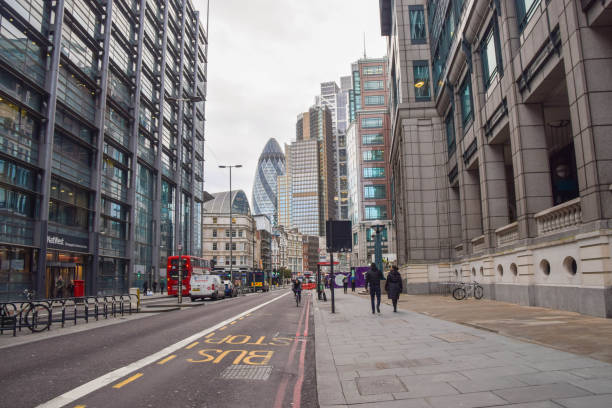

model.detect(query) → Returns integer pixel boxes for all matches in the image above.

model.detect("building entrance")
[45,252,86,298]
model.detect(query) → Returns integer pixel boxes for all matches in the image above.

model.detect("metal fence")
[1,294,139,337]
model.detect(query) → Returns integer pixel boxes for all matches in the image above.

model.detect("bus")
[247,270,270,292]
[167,255,211,296]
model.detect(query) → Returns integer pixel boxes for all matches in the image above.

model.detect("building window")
[362,65,383,75]
[459,75,473,128]
[446,109,456,155]
[364,95,385,106]
[363,80,384,90]
[238,230,243,237]
[213,217,217,223]
[481,22,503,89]
[366,227,388,242]
[362,133,384,145]
[516,0,540,31]
[365,205,388,220]
[362,150,384,162]
[361,117,383,129]
[413,61,431,101]
[363,167,385,178]
[225,243,229,251]
[353,232,358,245]
[364,185,386,199]
[409,6,426,44]
[212,242,217,250]
[212,229,217,237]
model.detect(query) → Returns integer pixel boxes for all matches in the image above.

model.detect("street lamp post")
[166,95,204,305]
[218,164,242,286]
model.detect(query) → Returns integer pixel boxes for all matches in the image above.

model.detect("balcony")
[495,222,519,247]
[471,235,486,253]
[535,198,582,236]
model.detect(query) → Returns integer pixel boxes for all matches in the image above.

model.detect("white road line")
[36,291,290,408]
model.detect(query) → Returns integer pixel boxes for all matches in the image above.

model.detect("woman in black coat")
[385,266,403,312]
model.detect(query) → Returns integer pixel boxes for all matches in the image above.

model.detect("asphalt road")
[0,290,317,408]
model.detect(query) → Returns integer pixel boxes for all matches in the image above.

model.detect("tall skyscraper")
[252,138,286,225]
[0,0,208,300]
[292,106,335,236]
[277,144,292,228]
[346,58,394,266]
[317,80,351,219]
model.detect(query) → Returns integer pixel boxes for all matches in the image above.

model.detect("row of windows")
[364,95,385,106]
[365,205,388,220]
[362,150,384,162]
[363,167,385,179]
[364,185,386,199]
[362,65,383,75]
[362,133,384,145]
[361,117,383,129]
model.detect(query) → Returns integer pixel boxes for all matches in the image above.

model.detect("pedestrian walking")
[351,274,356,292]
[143,280,148,296]
[342,275,348,294]
[385,265,403,312]
[54,275,64,298]
[160,278,165,294]
[365,263,384,314]
[153,281,158,293]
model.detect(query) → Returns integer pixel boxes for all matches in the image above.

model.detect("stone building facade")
[380,0,612,316]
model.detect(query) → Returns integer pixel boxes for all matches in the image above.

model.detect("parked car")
[223,280,238,297]
[190,274,225,301]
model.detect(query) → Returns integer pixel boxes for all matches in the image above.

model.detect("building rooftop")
[204,190,251,215]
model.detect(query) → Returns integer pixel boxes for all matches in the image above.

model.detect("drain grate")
[220,365,273,380]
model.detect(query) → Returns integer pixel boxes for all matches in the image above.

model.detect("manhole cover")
[432,332,482,343]
[220,365,273,380]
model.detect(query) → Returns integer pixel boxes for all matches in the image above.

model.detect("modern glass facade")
[0,0,208,300]
[252,138,286,225]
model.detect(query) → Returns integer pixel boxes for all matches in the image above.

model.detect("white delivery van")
[189,274,225,301]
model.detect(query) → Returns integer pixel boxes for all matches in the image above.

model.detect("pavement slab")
[314,291,612,408]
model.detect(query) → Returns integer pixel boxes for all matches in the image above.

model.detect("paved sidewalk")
[314,292,612,408]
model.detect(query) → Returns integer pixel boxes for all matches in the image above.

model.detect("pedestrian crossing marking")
[186,341,199,349]
[112,373,143,389]
[157,355,177,365]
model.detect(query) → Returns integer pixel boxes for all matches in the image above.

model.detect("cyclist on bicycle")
[292,279,302,304]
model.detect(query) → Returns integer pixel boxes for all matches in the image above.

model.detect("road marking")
[112,373,143,389]
[185,341,199,349]
[219,325,228,331]
[292,295,311,407]
[205,332,215,338]
[36,291,290,408]
[157,355,176,365]
[73,406,86,408]
[230,321,237,325]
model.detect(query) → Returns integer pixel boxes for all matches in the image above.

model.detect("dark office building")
[0,0,208,300]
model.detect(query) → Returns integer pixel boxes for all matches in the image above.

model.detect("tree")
[278,267,292,280]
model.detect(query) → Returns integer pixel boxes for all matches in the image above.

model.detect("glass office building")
[0,0,207,300]
[252,138,285,225]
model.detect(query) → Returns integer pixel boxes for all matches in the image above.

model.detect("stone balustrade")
[534,198,581,235]
[471,235,486,252]
[495,221,519,247]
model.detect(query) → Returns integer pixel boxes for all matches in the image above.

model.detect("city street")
[0,290,316,408]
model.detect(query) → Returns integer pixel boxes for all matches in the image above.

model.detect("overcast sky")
[193,0,387,205]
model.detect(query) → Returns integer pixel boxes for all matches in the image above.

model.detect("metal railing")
[1,294,139,337]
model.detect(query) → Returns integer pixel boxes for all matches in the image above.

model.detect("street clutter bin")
[73,279,85,297]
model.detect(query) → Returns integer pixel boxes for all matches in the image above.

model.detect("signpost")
[325,220,352,314]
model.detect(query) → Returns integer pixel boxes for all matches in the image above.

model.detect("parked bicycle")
[1,289,52,333]
[452,281,484,300]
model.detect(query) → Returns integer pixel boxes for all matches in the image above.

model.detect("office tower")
[380,0,612,316]
[252,138,286,225]
[293,106,335,236]
[277,144,292,228]
[346,57,394,267]
[0,0,208,300]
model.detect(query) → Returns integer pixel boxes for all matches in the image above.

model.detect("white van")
[189,274,225,301]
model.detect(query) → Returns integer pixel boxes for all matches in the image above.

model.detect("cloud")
[193,0,387,207]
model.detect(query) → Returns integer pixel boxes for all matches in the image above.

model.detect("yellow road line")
[74,405,86,408]
[238,317,245,320]
[219,326,227,331]
[185,341,199,349]
[205,332,215,338]
[157,355,177,365]
[229,321,237,325]
[112,373,143,389]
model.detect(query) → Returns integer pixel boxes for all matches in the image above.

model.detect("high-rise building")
[0,0,207,300]
[317,80,351,220]
[380,0,612,316]
[252,138,286,225]
[277,144,292,228]
[292,106,335,236]
[346,58,394,266]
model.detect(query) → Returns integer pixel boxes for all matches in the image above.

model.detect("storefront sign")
[47,234,89,252]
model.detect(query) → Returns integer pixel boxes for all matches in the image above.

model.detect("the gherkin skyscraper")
[252,139,286,225]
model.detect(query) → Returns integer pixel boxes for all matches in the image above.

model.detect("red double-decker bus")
[167,255,211,296]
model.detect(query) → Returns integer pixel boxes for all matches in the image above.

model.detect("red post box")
[73,279,85,297]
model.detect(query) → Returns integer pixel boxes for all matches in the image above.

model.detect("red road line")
[272,293,308,408]
[291,294,311,407]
